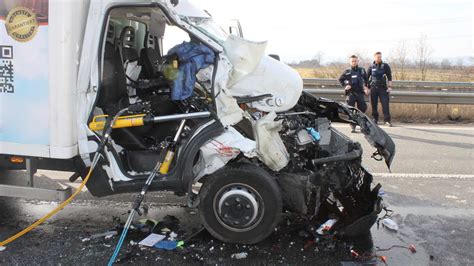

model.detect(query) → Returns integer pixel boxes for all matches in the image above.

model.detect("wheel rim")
[213,183,264,232]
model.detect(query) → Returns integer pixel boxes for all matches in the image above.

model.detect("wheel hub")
[218,188,259,229]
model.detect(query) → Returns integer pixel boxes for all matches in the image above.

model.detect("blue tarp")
[167,42,215,100]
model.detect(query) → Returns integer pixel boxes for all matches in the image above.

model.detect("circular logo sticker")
[5,7,39,42]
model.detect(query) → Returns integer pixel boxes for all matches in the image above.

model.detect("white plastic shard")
[223,35,267,87]
[253,112,290,171]
[193,127,257,179]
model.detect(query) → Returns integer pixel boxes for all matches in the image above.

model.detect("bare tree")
[455,57,465,70]
[415,34,433,81]
[312,51,325,66]
[440,58,452,70]
[390,40,409,80]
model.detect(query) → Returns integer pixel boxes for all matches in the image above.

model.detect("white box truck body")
[0,0,90,158]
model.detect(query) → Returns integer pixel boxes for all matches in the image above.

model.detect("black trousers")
[346,92,367,113]
[370,86,391,122]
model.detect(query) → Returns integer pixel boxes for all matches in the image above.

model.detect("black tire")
[198,163,282,244]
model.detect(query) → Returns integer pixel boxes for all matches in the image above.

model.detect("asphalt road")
[334,123,474,175]
[0,123,473,265]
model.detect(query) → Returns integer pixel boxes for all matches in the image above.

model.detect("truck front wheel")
[198,163,282,244]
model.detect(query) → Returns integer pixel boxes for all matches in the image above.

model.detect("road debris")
[381,218,399,231]
[168,232,178,241]
[0,246,5,252]
[138,233,166,247]
[81,230,118,242]
[231,252,249,259]
[376,244,417,253]
[316,219,338,235]
[154,240,184,251]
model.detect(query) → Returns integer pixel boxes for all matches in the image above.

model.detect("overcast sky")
[193,0,473,63]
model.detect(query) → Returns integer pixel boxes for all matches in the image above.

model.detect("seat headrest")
[143,31,155,49]
[119,26,136,48]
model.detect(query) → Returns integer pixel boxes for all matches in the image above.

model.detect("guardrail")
[303,78,474,91]
[303,78,474,105]
[304,88,474,105]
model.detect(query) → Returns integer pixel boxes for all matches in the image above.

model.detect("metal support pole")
[25,158,37,187]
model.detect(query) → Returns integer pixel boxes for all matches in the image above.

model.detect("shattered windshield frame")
[180,16,228,45]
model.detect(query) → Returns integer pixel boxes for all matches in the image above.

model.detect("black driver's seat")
[98,24,129,116]
[98,25,149,150]
[140,32,161,78]
[116,26,139,63]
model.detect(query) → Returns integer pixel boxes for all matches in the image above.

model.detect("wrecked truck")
[0,0,395,244]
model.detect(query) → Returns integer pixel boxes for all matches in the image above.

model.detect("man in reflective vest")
[338,55,369,133]
[367,51,393,126]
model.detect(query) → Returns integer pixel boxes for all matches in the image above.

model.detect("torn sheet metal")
[212,56,243,126]
[223,35,267,87]
[194,126,257,179]
[253,112,290,171]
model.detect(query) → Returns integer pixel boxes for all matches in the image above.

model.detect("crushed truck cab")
[0,0,395,244]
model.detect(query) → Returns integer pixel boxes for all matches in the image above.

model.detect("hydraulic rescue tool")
[108,114,189,265]
[89,110,210,131]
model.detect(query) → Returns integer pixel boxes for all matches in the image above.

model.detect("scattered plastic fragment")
[350,249,360,258]
[139,233,166,247]
[231,252,248,259]
[155,240,177,250]
[81,230,118,242]
[306,127,321,141]
[154,240,183,250]
[316,219,338,235]
[0,246,6,252]
[408,244,417,253]
[381,218,399,231]
[378,187,385,197]
[379,255,388,265]
[169,232,178,241]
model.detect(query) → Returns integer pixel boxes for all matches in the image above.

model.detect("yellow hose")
[0,166,93,247]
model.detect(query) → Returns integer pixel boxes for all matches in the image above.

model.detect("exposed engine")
[264,100,383,237]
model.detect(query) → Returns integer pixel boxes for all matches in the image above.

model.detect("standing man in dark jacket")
[338,55,369,132]
[368,52,393,126]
